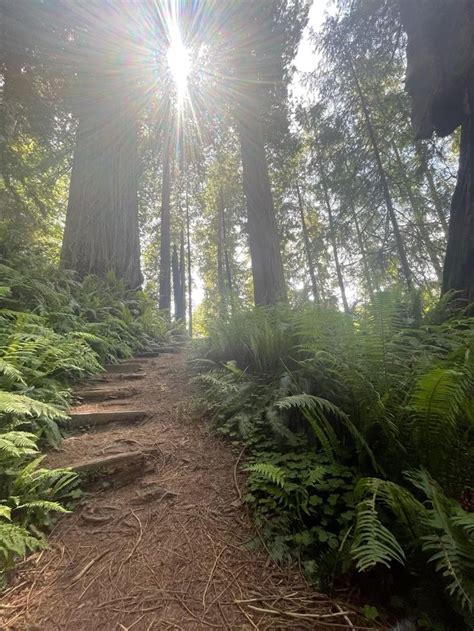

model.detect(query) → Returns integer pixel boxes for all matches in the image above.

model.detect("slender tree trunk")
[179,229,186,321]
[352,205,376,298]
[391,144,443,279]
[159,136,172,312]
[185,183,193,336]
[295,182,319,304]
[61,73,142,288]
[172,238,185,321]
[172,243,180,319]
[220,190,234,304]
[346,51,413,291]
[316,155,349,312]
[216,188,227,314]
[442,104,474,301]
[237,86,287,306]
[416,143,449,235]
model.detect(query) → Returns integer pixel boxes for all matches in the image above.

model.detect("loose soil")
[0,352,375,630]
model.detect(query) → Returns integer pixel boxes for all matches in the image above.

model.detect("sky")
[294,0,330,73]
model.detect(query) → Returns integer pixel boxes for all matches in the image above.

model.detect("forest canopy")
[0,0,473,628]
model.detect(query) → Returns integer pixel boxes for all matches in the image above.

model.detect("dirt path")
[0,352,368,630]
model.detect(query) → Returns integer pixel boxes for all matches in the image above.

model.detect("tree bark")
[159,136,172,312]
[295,182,319,304]
[237,87,287,306]
[442,104,474,301]
[61,73,142,289]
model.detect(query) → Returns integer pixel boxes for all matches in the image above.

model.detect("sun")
[167,26,191,107]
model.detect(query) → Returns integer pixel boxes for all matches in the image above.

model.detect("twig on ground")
[202,546,226,609]
[122,511,143,566]
[247,604,352,619]
[70,549,111,585]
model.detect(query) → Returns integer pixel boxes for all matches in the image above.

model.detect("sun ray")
[166,16,190,108]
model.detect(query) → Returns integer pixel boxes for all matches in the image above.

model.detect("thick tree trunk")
[295,182,319,304]
[61,75,142,288]
[159,139,172,312]
[442,108,474,301]
[347,52,413,292]
[238,91,287,306]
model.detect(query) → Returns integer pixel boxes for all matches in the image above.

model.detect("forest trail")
[0,351,367,631]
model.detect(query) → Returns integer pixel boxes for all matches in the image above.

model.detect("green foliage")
[0,254,174,583]
[197,296,474,626]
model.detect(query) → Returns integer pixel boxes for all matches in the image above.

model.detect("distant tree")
[159,127,173,312]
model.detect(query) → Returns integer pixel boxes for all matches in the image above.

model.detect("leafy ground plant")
[197,295,474,628]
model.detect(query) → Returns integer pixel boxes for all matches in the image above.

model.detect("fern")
[245,463,287,488]
[408,365,471,451]
[351,482,407,571]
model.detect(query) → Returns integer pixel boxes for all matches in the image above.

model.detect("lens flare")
[167,25,190,107]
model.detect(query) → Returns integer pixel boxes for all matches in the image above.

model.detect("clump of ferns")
[0,429,77,580]
[352,470,474,621]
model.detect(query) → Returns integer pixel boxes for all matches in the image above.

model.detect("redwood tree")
[60,9,143,288]
[400,0,474,301]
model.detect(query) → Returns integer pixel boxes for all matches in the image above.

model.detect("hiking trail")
[0,350,370,630]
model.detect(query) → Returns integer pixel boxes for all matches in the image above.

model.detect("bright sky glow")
[167,25,191,108]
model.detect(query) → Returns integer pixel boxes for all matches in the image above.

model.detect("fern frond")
[351,495,406,571]
[246,463,287,488]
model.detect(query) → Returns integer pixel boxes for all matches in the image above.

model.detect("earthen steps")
[74,385,139,402]
[105,362,144,373]
[69,410,147,429]
[71,450,145,474]
[88,372,145,382]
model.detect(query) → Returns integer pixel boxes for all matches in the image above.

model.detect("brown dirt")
[0,352,375,630]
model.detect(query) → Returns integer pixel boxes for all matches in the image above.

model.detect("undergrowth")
[195,292,474,629]
[0,254,176,582]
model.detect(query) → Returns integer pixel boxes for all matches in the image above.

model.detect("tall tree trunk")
[352,205,376,298]
[216,188,227,314]
[159,137,172,312]
[237,86,287,306]
[316,155,349,312]
[295,182,319,304]
[172,243,180,319]
[391,144,443,279]
[172,238,185,321]
[416,143,449,236]
[442,107,474,301]
[346,51,413,291]
[221,203,234,302]
[185,183,193,336]
[179,229,186,321]
[61,73,142,288]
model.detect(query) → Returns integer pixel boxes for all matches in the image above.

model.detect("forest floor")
[0,351,375,630]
